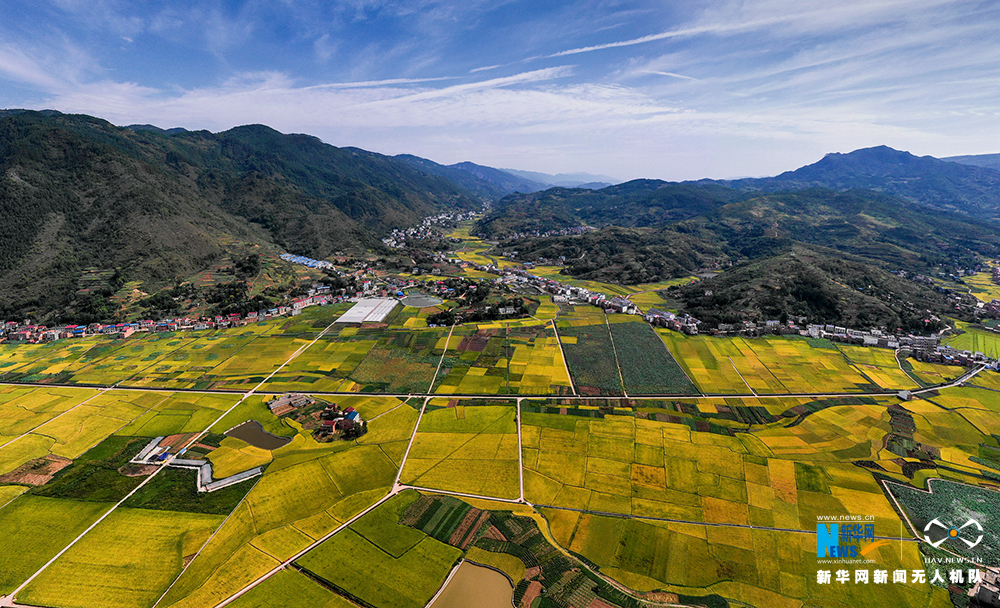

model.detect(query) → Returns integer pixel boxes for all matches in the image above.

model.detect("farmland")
[399,402,520,499]
[433,324,572,395]
[608,320,698,394]
[557,320,624,395]
[296,493,462,608]
[659,333,880,394]
[0,298,995,608]
[19,508,224,608]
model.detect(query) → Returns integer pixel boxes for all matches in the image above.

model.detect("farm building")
[336,298,398,323]
[268,393,315,416]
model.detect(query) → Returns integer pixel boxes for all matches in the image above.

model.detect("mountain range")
[2,109,999,329]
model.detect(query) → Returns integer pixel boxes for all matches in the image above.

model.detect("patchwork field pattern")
[523,408,900,531]
[433,324,572,395]
[296,492,461,608]
[659,334,880,394]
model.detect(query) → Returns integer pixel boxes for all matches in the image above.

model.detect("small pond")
[400,294,444,308]
[225,420,291,450]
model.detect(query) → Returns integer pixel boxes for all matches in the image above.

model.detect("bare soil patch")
[0,454,72,486]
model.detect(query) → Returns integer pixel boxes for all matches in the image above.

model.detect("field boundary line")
[427,325,455,394]
[653,330,700,396]
[212,489,396,608]
[7,319,340,604]
[604,315,628,398]
[398,485,521,504]
[151,474,267,608]
[516,398,525,502]
[393,397,430,488]
[728,356,756,396]
[0,386,108,452]
[533,503,920,541]
[549,320,577,396]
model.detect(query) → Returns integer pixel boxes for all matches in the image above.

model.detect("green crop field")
[944,322,1000,357]
[400,404,519,498]
[557,322,624,395]
[20,508,224,608]
[296,494,461,608]
[609,320,698,394]
[0,496,110,595]
[225,569,356,608]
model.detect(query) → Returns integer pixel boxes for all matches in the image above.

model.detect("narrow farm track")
[603,315,628,397]
[549,319,577,396]
[0,385,107,452]
[4,319,342,607]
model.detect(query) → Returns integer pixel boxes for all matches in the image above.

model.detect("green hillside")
[0,111,478,321]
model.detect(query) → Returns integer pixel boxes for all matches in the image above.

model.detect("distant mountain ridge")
[501,167,616,188]
[394,155,547,198]
[710,145,1000,218]
[942,152,1000,172]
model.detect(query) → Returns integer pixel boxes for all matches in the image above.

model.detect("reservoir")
[224,420,292,450]
[430,561,514,608]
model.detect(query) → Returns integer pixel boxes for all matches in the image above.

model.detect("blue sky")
[1,0,998,180]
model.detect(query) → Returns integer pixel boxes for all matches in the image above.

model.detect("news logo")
[923,518,983,549]
[816,521,889,559]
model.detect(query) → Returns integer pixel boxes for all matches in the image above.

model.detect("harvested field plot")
[609,320,697,395]
[400,403,519,498]
[20,508,224,608]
